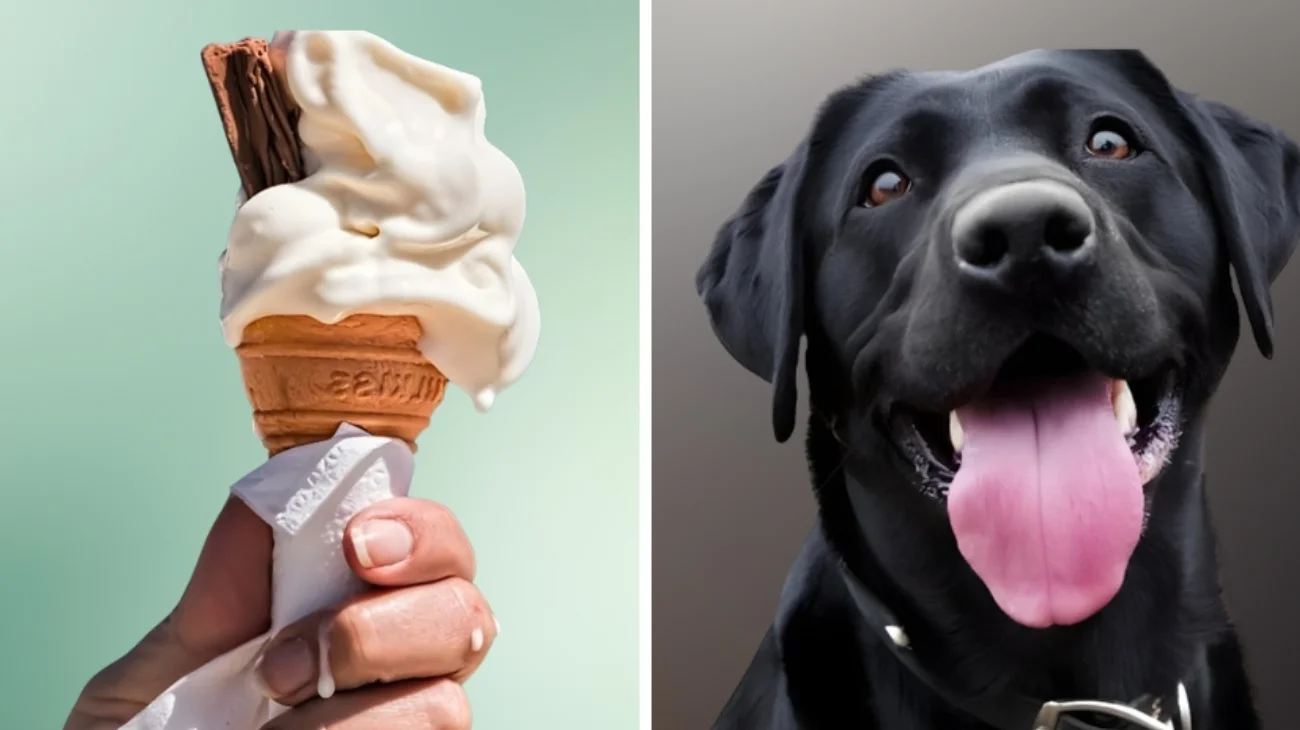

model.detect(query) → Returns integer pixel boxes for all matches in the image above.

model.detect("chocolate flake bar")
[201,38,306,199]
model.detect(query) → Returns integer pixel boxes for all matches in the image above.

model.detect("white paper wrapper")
[122,424,414,729]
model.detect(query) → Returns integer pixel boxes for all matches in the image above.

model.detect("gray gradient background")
[652,1,1300,728]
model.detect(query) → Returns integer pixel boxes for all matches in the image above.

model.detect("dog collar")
[836,557,1191,730]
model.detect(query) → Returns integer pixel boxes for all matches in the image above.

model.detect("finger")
[254,578,497,706]
[344,498,476,586]
[261,678,470,730]
[171,497,273,654]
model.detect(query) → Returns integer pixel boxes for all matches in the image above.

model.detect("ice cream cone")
[236,314,447,456]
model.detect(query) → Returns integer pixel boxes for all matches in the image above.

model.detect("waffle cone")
[236,314,448,456]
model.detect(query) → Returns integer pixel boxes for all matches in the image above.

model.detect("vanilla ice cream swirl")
[219,30,540,411]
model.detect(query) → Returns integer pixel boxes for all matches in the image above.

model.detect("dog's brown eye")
[1086,129,1133,159]
[864,169,911,207]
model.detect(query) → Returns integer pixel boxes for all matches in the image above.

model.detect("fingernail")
[256,638,314,698]
[471,627,485,652]
[353,519,413,568]
[493,616,501,636]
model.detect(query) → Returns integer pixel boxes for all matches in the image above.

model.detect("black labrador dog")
[696,49,1300,730]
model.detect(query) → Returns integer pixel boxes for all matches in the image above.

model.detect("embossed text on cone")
[237,314,447,455]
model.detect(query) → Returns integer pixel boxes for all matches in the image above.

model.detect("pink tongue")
[947,374,1143,628]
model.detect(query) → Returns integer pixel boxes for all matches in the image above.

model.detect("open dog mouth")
[890,334,1182,501]
[885,334,1184,628]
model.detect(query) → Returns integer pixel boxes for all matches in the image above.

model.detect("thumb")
[170,495,274,656]
[69,498,272,723]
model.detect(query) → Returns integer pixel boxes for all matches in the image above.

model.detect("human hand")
[64,495,496,730]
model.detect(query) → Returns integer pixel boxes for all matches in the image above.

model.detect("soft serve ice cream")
[118,31,538,729]
[219,30,540,411]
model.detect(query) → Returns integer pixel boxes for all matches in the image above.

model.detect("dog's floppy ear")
[696,142,810,442]
[1070,49,1300,358]
[1177,95,1300,358]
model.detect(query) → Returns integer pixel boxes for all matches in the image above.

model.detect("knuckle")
[328,603,383,680]
[444,578,491,626]
[423,500,458,534]
[416,503,476,579]
[419,680,472,729]
[459,542,478,582]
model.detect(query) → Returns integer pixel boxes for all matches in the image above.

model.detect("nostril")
[1042,209,1092,254]
[957,224,1009,270]
[950,180,1097,282]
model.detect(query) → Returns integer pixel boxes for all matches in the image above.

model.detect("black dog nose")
[951,180,1096,285]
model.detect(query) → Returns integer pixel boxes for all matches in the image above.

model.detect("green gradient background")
[0,1,638,727]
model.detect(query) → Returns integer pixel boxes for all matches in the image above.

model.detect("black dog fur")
[696,49,1300,729]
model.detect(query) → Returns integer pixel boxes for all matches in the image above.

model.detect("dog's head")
[698,49,1300,629]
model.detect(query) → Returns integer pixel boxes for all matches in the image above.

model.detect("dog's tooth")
[949,412,964,455]
[1113,380,1137,436]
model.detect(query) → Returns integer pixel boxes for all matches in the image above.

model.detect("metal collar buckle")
[1033,683,1190,730]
